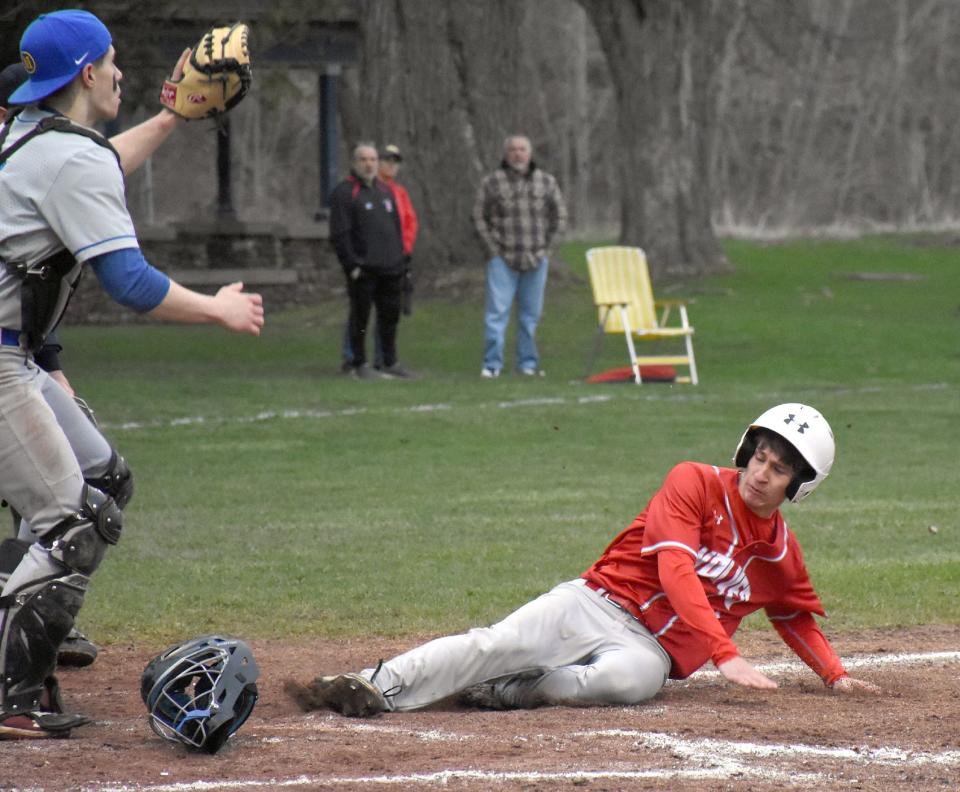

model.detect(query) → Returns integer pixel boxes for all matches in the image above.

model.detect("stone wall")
[67,222,345,325]
[65,222,493,325]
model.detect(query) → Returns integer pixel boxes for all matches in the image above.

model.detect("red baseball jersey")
[584,462,836,680]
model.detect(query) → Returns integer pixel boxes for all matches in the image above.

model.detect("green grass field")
[56,235,959,644]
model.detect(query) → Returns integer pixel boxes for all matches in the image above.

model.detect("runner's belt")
[584,579,644,622]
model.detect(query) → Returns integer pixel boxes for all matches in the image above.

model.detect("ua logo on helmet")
[783,413,810,434]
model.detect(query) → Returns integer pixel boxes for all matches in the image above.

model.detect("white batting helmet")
[733,403,835,503]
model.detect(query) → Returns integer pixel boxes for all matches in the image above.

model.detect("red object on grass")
[585,365,677,384]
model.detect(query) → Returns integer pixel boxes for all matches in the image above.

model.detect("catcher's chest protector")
[0,116,121,352]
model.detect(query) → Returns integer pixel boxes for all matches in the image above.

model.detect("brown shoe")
[0,709,91,740]
[57,629,99,668]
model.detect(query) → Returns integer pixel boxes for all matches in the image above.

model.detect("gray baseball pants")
[0,349,114,711]
[362,578,671,711]
[8,356,113,541]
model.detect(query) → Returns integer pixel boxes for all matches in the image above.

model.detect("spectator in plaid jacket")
[473,135,566,378]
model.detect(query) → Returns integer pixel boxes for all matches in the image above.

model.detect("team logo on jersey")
[364,202,374,210]
[695,548,751,609]
[21,51,36,74]
[384,198,394,213]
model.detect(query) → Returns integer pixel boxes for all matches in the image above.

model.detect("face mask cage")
[148,646,230,749]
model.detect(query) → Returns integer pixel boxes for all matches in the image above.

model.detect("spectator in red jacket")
[379,144,419,257]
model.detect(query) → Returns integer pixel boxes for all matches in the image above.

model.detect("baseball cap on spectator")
[0,63,28,108]
[9,10,112,105]
[382,144,403,162]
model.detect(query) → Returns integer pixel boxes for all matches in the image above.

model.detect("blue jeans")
[483,256,549,372]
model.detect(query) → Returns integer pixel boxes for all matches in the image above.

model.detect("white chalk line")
[572,729,960,769]
[685,649,960,681]
[81,765,824,792]
[98,398,593,432]
[272,713,960,771]
[96,381,950,433]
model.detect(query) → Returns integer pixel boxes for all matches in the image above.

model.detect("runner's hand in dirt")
[717,656,778,690]
[831,676,881,695]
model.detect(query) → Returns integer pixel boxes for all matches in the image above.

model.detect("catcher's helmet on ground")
[733,403,835,503]
[140,635,259,753]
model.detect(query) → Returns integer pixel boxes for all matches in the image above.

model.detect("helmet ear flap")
[733,428,757,469]
[785,477,801,501]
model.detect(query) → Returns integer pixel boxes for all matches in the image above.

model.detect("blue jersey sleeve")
[88,248,170,312]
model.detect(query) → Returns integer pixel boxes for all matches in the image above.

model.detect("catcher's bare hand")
[215,282,264,336]
[831,676,881,695]
[717,656,778,690]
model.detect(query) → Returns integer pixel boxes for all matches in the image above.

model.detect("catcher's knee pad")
[85,450,134,511]
[0,568,88,712]
[40,491,122,575]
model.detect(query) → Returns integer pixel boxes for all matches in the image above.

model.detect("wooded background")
[3,0,959,280]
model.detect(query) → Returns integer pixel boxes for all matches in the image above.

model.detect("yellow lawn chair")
[585,246,698,384]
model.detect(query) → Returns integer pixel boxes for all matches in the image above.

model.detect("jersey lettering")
[694,548,752,609]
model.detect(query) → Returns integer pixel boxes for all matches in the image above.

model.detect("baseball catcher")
[159,22,251,120]
[0,9,263,741]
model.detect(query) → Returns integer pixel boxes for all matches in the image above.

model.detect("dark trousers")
[348,270,404,368]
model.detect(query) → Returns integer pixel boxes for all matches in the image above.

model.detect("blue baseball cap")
[9,10,112,105]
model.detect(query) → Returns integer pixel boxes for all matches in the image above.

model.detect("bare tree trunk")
[569,5,592,232]
[343,0,524,273]
[579,0,731,279]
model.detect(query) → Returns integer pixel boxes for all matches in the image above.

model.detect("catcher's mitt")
[159,23,251,120]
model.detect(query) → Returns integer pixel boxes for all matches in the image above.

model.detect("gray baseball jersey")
[0,107,138,331]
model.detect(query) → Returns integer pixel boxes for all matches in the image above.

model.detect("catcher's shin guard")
[0,487,121,713]
[0,572,88,712]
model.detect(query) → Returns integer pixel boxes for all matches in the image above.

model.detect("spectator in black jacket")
[329,142,411,379]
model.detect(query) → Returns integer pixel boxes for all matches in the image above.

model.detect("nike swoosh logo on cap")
[74,52,89,65]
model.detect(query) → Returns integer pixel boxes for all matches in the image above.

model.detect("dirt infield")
[3,624,958,791]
